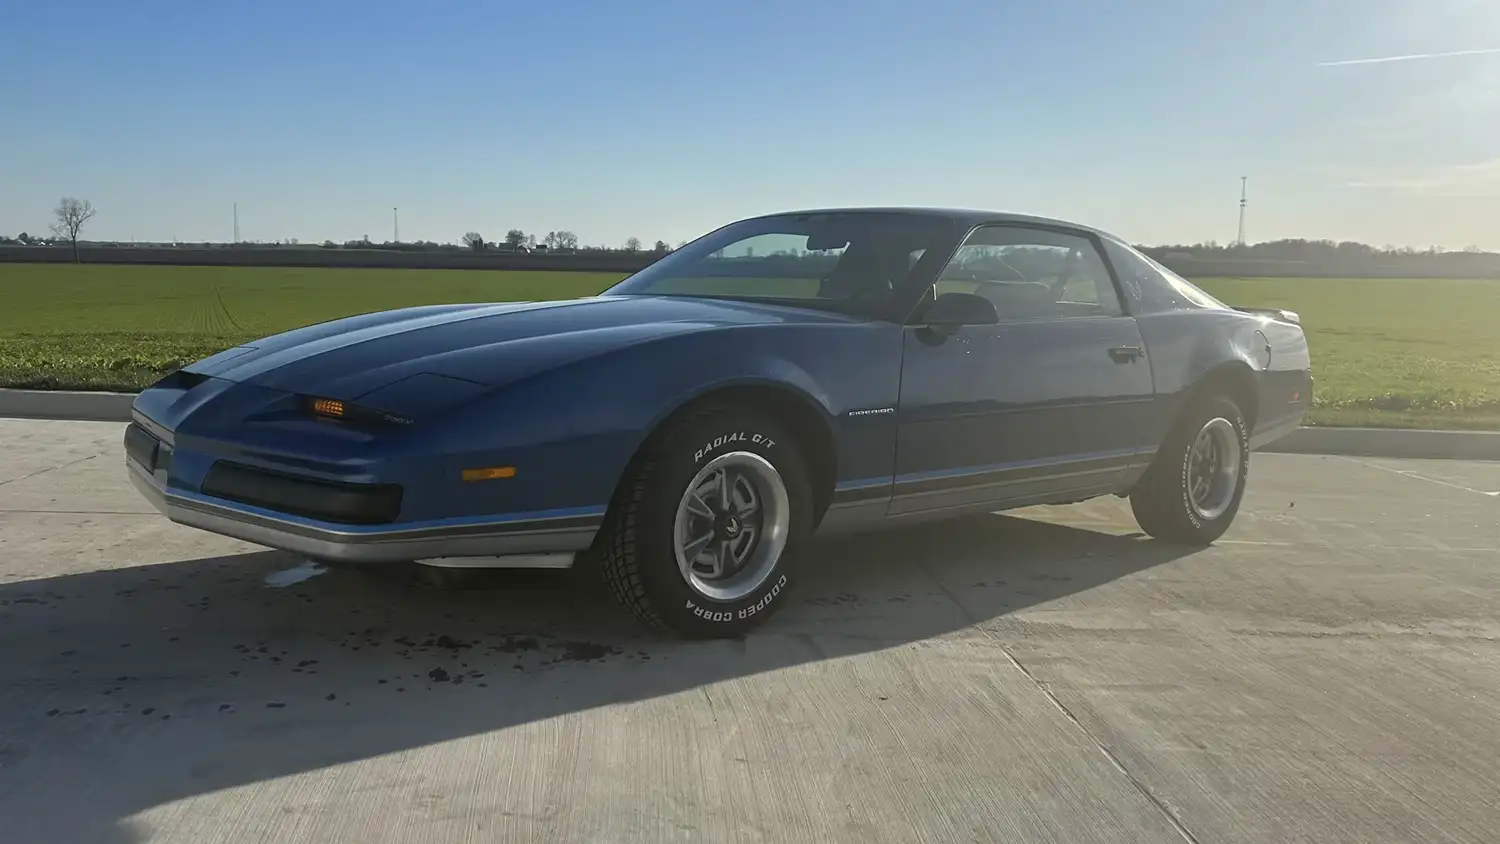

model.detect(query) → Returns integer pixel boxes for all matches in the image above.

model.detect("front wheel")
[1130,394,1250,545]
[597,406,813,638]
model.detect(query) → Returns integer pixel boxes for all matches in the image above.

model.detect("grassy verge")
[0,264,1495,430]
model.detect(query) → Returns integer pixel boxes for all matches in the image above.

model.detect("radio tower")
[233,202,240,244]
[1236,177,1248,246]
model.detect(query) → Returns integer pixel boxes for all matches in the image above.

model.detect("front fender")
[405,322,903,521]
[645,357,832,438]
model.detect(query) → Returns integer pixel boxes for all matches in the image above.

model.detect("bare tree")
[51,197,96,263]
[624,236,642,252]
[544,230,579,251]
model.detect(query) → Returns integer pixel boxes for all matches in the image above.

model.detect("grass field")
[1,263,1496,429]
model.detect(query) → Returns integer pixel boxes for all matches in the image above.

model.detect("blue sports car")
[126,208,1311,637]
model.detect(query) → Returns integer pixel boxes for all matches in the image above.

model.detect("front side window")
[604,212,955,319]
[931,225,1123,320]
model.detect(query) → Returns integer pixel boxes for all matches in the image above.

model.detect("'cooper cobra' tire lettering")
[683,574,790,623]
[1179,450,1204,529]
[738,573,788,619]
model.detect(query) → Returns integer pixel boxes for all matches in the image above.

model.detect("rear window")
[1101,238,1229,314]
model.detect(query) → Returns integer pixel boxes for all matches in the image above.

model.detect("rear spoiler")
[1235,306,1301,325]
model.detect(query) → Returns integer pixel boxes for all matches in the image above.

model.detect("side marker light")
[462,466,517,482]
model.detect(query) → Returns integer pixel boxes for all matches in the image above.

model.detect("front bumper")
[127,429,603,565]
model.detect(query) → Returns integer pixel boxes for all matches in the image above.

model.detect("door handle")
[1108,345,1144,362]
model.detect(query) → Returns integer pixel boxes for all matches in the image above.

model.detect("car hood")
[186,295,857,402]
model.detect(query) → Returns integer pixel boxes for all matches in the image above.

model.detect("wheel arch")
[601,381,840,534]
[1124,358,1260,500]
[1173,360,1260,441]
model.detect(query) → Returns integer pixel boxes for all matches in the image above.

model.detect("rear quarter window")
[1101,238,1229,314]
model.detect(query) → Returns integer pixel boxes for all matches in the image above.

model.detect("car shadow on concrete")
[0,511,1198,844]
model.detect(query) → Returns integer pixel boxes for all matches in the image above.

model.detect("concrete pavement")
[0,420,1496,843]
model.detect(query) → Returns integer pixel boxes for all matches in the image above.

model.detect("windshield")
[603,211,958,320]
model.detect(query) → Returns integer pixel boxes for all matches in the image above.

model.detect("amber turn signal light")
[462,466,517,482]
[310,398,345,418]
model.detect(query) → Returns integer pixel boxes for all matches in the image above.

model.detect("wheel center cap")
[722,515,741,538]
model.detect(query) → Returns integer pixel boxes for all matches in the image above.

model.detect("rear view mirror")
[920,291,999,327]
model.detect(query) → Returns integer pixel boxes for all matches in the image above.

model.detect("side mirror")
[920,291,999,328]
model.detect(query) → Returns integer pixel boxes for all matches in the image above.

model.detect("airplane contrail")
[1318,47,1500,67]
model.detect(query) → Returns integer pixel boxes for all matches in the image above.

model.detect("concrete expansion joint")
[999,646,1202,844]
[925,568,1201,844]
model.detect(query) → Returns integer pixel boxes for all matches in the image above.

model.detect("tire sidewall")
[1172,396,1250,537]
[636,409,812,634]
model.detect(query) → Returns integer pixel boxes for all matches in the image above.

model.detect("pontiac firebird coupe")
[126,208,1311,637]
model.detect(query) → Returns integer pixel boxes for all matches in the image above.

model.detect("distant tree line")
[0,198,682,259]
[6,195,1500,277]
[1135,238,1500,279]
[456,229,675,256]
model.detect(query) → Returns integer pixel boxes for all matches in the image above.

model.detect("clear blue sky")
[4,0,1500,249]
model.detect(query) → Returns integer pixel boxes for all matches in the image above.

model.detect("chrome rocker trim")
[128,460,601,565]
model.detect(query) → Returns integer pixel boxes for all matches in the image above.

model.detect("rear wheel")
[1130,394,1249,545]
[597,406,812,638]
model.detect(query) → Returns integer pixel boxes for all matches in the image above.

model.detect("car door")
[889,223,1156,516]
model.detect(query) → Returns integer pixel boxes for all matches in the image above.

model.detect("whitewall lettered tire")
[1130,394,1250,545]
[597,405,813,637]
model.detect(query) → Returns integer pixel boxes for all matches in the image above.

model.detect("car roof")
[740,206,1121,241]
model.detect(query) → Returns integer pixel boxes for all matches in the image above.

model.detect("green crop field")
[1,263,1496,429]
[0,264,626,397]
